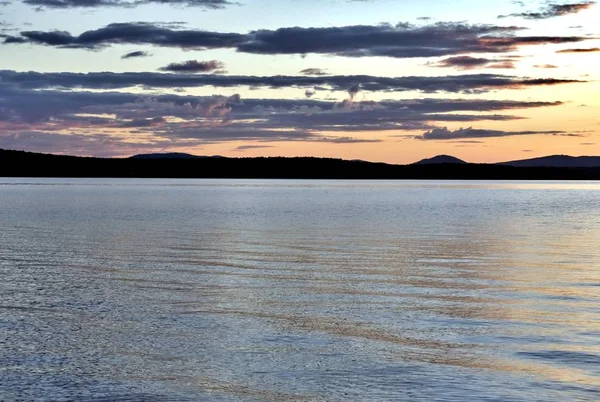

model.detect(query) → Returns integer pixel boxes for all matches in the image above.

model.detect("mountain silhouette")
[414,155,467,165]
[1,149,600,179]
[130,152,199,160]
[499,155,600,168]
[130,153,225,159]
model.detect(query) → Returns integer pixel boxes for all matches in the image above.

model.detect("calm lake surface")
[1,179,599,401]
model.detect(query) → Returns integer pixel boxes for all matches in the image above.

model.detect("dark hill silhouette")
[499,155,600,168]
[414,155,467,165]
[1,149,600,180]
[130,153,225,159]
[130,152,199,159]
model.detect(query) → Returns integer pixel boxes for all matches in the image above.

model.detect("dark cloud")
[236,23,511,57]
[477,36,589,47]
[0,82,565,155]
[556,47,600,53]
[121,50,150,59]
[236,23,589,58]
[3,36,28,43]
[499,2,596,19]
[433,56,516,70]
[377,98,563,113]
[3,21,593,58]
[3,22,247,50]
[0,70,583,94]
[300,68,328,76]
[238,99,532,134]
[434,56,495,69]
[21,0,235,9]
[158,59,225,73]
[419,126,574,140]
[348,83,360,99]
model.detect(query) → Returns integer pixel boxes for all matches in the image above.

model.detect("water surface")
[1,179,599,401]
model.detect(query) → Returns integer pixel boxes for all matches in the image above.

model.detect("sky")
[0,0,598,163]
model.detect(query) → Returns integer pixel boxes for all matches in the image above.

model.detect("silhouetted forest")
[1,149,600,180]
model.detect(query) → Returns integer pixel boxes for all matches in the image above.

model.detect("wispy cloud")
[300,68,328,76]
[557,47,600,53]
[499,2,596,19]
[419,126,577,140]
[20,0,236,9]
[233,145,274,151]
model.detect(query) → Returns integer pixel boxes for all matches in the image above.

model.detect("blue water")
[1,179,599,401]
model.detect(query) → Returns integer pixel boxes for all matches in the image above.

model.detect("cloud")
[0,82,567,156]
[434,56,492,69]
[0,70,584,94]
[534,64,559,68]
[4,97,550,131]
[3,36,28,44]
[235,23,589,58]
[419,126,575,140]
[112,116,166,127]
[556,47,600,53]
[0,82,565,131]
[348,83,360,99]
[121,50,151,59]
[3,21,593,58]
[499,2,596,19]
[0,130,194,157]
[3,22,248,50]
[233,145,274,151]
[147,123,382,144]
[158,59,225,73]
[433,56,516,70]
[21,0,236,9]
[300,68,328,76]
[0,87,391,154]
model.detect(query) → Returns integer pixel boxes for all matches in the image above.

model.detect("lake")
[1,179,599,401]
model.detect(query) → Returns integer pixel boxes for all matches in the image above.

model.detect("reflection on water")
[1,179,599,401]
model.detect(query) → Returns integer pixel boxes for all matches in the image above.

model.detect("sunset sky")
[0,0,598,163]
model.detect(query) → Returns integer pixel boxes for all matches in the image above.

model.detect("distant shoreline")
[2,149,600,180]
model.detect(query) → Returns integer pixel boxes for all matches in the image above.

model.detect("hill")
[130,153,199,160]
[499,155,600,168]
[414,155,467,165]
[1,149,600,180]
